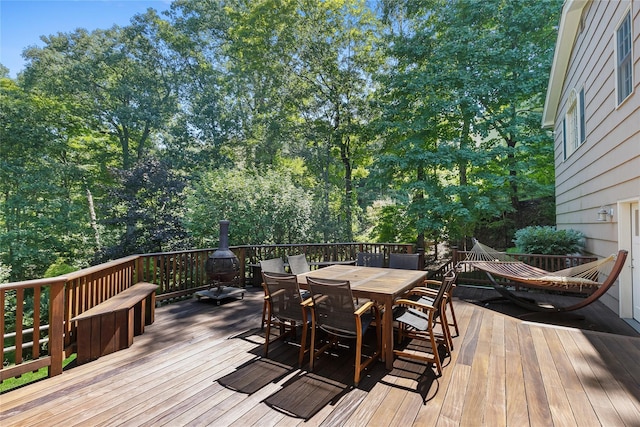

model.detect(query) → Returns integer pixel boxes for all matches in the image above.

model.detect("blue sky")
[1,0,171,78]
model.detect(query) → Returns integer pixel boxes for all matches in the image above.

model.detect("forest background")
[0,0,562,283]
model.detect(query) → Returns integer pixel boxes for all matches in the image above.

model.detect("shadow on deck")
[1,285,639,426]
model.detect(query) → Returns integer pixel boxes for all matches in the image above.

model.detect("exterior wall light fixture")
[596,206,613,221]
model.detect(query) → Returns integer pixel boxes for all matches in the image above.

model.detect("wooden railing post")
[48,279,65,377]
[238,247,246,287]
[135,256,143,283]
[417,247,425,271]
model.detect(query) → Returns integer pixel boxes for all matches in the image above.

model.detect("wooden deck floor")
[2,285,640,426]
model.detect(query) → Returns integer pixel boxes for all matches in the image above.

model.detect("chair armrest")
[415,287,439,295]
[354,300,376,316]
[270,289,286,298]
[404,287,438,298]
[395,298,436,311]
[314,295,329,305]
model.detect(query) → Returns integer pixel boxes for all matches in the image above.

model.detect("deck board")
[518,323,553,426]
[414,299,472,427]
[1,285,639,426]
[460,309,491,426]
[531,327,575,426]
[485,315,506,426]
[558,328,626,426]
[542,327,600,426]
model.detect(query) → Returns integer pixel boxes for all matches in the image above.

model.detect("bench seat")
[71,282,158,364]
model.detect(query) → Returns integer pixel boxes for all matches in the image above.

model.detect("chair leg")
[264,308,272,357]
[299,320,308,367]
[439,307,454,352]
[447,296,460,336]
[309,321,317,371]
[428,329,443,376]
[261,299,268,330]
[355,334,363,386]
[375,308,382,358]
[310,332,336,372]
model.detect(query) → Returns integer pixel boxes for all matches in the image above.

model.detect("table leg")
[382,297,394,370]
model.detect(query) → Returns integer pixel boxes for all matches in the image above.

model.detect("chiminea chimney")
[205,220,240,284]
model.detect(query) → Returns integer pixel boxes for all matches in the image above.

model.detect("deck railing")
[0,277,65,381]
[2,242,599,384]
[2,242,413,382]
[137,242,418,301]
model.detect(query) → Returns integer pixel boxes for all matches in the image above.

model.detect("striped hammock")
[463,241,616,292]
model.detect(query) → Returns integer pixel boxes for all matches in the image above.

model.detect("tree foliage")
[0,0,563,279]
[373,0,560,249]
[96,157,190,261]
[0,77,93,280]
[185,167,315,246]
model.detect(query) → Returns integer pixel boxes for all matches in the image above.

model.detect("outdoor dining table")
[297,264,427,370]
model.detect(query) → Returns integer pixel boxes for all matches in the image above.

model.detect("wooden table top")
[297,264,426,297]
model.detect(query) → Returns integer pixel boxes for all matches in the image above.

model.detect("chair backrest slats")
[288,254,310,275]
[306,277,357,337]
[389,253,420,270]
[356,252,384,268]
[260,257,286,274]
[262,272,304,322]
[432,269,457,313]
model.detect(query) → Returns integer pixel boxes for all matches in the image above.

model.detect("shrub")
[44,260,77,278]
[513,226,585,255]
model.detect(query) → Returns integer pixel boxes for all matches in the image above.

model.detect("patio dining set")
[259,253,460,386]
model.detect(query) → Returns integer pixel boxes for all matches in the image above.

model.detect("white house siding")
[553,0,640,313]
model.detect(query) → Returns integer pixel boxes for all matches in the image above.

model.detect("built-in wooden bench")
[71,282,158,364]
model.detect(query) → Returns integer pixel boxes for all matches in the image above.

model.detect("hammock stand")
[461,241,628,313]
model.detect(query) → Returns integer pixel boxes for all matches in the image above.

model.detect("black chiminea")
[195,220,244,304]
[205,220,240,283]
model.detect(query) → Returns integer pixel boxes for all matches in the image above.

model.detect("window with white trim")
[617,11,633,104]
[563,88,585,159]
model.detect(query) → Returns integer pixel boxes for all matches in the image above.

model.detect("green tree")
[0,77,91,280]
[96,157,190,261]
[16,11,193,264]
[185,167,315,246]
[21,10,181,171]
[168,0,383,242]
[373,0,559,250]
[285,0,383,242]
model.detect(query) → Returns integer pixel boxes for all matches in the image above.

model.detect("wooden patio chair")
[356,252,384,268]
[262,272,311,367]
[287,254,311,275]
[306,277,381,386]
[389,253,420,270]
[408,268,460,342]
[393,269,455,376]
[260,258,287,330]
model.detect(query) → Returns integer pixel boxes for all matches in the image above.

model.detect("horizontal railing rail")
[137,243,417,301]
[1,277,65,382]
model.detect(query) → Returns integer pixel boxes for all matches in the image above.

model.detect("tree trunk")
[416,165,425,249]
[341,135,353,242]
[86,188,101,250]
